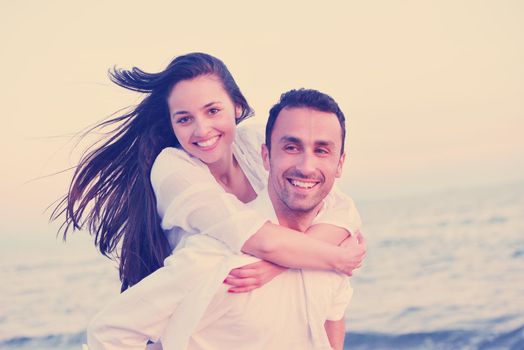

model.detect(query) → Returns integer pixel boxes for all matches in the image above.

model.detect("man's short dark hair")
[265,88,346,154]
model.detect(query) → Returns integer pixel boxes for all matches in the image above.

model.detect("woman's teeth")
[196,136,219,147]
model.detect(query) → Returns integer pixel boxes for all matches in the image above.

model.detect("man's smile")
[286,177,321,190]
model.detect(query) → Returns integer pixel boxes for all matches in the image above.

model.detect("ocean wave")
[0,332,84,350]
[346,325,524,350]
[2,327,523,350]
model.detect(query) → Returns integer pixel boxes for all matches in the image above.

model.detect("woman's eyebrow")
[172,101,222,117]
[201,101,221,110]
[172,110,189,117]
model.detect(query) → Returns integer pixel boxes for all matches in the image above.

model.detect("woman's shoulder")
[235,122,265,150]
[154,147,208,168]
[151,147,209,186]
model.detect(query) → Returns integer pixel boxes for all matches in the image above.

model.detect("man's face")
[262,107,345,214]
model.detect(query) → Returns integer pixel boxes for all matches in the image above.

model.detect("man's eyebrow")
[278,136,336,148]
[172,101,221,117]
[278,136,303,144]
[315,140,336,148]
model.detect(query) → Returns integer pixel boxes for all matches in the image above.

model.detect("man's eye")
[284,145,299,152]
[316,148,329,155]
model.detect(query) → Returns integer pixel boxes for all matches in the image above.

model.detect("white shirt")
[87,125,361,350]
[187,189,353,350]
[152,125,269,253]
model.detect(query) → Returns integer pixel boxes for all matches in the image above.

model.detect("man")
[87,89,364,350]
[184,89,363,350]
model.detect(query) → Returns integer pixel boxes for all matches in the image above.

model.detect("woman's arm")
[241,188,365,273]
[305,223,349,245]
[152,149,364,275]
[242,222,364,274]
[226,188,364,291]
[87,236,232,349]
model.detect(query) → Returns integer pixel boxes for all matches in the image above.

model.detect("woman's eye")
[208,108,220,115]
[176,116,191,124]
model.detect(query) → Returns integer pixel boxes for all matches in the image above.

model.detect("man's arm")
[324,318,346,350]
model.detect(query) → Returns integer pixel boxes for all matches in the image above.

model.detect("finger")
[228,285,259,293]
[223,277,258,287]
[238,261,265,269]
[342,270,353,277]
[228,268,258,278]
[230,261,264,272]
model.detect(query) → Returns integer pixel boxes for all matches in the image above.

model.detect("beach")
[1,181,523,350]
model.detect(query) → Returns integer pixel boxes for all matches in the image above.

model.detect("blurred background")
[1,1,523,349]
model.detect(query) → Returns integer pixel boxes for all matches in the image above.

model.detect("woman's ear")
[235,105,242,121]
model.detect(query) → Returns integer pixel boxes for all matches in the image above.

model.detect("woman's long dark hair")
[52,53,254,291]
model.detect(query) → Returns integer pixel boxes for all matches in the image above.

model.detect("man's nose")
[296,152,317,176]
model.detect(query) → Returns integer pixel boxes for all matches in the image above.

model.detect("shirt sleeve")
[151,147,267,253]
[313,185,362,235]
[87,235,234,349]
[326,276,354,321]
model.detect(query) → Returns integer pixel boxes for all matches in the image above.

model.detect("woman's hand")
[224,260,287,293]
[336,230,366,276]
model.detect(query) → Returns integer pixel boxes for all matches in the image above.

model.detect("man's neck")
[267,188,322,233]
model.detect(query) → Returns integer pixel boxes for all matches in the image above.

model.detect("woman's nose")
[193,117,212,137]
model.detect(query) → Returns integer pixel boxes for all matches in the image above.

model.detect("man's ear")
[261,144,270,171]
[335,152,346,178]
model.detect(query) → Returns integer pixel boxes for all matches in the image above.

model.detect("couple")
[54,53,365,350]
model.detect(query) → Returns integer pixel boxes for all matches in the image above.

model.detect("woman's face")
[168,75,239,165]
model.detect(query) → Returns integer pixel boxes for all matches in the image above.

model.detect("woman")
[53,53,364,347]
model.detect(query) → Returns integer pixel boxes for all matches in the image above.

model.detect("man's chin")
[284,199,321,213]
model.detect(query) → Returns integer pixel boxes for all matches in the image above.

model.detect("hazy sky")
[1,0,523,233]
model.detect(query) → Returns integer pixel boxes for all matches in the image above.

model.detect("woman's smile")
[193,135,221,149]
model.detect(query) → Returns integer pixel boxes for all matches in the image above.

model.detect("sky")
[1,0,523,234]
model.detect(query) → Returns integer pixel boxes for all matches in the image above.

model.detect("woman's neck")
[207,150,237,187]
[207,152,256,203]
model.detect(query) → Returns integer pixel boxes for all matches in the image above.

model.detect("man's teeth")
[196,136,219,147]
[290,179,317,189]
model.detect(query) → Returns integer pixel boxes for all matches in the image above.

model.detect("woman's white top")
[86,124,361,350]
[152,124,269,253]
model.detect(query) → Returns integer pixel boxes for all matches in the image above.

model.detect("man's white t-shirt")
[187,189,353,350]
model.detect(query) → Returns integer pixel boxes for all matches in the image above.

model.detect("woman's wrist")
[330,245,347,273]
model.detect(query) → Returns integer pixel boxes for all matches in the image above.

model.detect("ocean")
[1,182,523,350]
